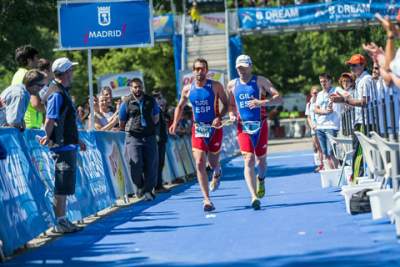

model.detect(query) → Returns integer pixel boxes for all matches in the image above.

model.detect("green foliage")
[242,26,386,95]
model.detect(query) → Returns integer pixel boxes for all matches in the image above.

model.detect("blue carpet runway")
[5,150,400,266]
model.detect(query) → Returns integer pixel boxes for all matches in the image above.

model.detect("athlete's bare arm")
[169,85,190,135]
[227,79,237,121]
[248,76,283,109]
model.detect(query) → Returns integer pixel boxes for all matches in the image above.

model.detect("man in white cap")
[40,57,86,234]
[227,55,282,210]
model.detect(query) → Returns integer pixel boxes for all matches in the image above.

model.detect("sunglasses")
[349,64,362,68]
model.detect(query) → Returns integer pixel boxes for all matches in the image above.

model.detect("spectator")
[100,86,114,112]
[305,85,323,172]
[152,90,170,193]
[330,54,374,178]
[189,1,201,35]
[314,73,340,169]
[12,45,45,129]
[0,69,46,131]
[119,78,160,201]
[94,95,119,131]
[40,57,86,234]
[76,105,86,130]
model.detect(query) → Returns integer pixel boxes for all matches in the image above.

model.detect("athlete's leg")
[243,152,257,199]
[208,151,221,191]
[192,148,211,204]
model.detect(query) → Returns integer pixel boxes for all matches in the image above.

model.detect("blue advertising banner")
[58,0,153,49]
[24,130,103,221]
[0,128,49,256]
[78,132,115,212]
[239,0,400,31]
[154,14,174,40]
[94,131,135,198]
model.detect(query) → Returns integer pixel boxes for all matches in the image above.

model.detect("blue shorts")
[316,129,338,157]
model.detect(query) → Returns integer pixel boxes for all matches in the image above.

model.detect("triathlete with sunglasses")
[169,58,228,212]
[227,55,282,210]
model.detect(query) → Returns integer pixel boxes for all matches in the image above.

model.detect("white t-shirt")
[315,87,340,130]
[354,71,373,125]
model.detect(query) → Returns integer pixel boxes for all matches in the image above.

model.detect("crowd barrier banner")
[78,131,115,212]
[220,124,240,160]
[0,128,49,256]
[176,137,195,176]
[239,0,400,31]
[22,129,86,222]
[183,136,196,171]
[95,131,135,198]
[166,136,186,178]
[162,149,176,183]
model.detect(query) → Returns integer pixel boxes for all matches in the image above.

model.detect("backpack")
[350,188,372,215]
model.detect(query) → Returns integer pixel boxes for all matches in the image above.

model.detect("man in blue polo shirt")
[119,78,160,201]
[40,57,86,234]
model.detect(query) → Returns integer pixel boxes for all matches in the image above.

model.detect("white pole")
[88,49,95,131]
[224,0,231,81]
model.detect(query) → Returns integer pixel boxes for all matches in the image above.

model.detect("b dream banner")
[239,0,400,31]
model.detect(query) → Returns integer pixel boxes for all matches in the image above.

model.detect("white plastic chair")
[326,133,354,185]
[354,131,385,183]
[371,132,400,191]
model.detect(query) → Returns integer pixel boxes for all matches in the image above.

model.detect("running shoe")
[203,201,215,212]
[256,176,265,198]
[251,198,261,210]
[52,218,82,234]
[209,172,221,192]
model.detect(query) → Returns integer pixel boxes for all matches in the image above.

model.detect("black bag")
[0,141,6,160]
[350,188,372,215]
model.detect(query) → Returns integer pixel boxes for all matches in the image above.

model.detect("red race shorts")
[191,126,223,153]
[237,119,269,157]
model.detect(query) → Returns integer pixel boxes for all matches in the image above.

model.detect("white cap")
[52,57,78,74]
[390,48,400,78]
[235,54,252,68]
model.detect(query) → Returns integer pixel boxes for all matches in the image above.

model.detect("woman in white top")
[335,72,355,135]
[305,85,323,172]
[94,95,119,131]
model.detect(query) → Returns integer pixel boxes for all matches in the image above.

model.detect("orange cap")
[346,54,366,65]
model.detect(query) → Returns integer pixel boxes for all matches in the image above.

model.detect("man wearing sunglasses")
[227,55,283,210]
[169,58,228,212]
[330,54,374,179]
[0,69,46,131]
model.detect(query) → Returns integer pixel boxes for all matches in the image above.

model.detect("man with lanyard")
[119,78,160,201]
[331,54,373,179]
[40,57,86,234]
[227,55,282,210]
[169,58,228,212]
